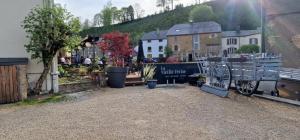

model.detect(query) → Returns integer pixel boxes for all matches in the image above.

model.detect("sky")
[54,0,199,22]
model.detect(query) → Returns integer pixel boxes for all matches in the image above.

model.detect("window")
[147,54,152,58]
[159,46,164,52]
[159,54,164,58]
[174,36,178,42]
[209,33,218,38]
[227,38,237,45]
[174,45,179,51]
[249,38,258,45]
[147,40,151,43]
[193,34,200,49]
[227,47,237,54]
[159,39,163,42]
[147,47,152,52]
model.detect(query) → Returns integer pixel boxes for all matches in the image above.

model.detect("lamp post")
[261,0,266,53]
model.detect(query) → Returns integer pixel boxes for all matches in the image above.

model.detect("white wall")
[143,39,167,58]
[222,34,261,54]
[0,0,57,93]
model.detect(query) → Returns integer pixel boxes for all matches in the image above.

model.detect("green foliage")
[236,45,260,54]
[164,46,173,57]
[101,2,114,26]
[22,5,81,64]
[189,5,216,22]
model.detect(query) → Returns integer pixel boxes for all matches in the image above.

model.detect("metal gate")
[0,66,20,104]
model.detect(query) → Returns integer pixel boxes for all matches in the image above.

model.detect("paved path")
[0,86,300,140]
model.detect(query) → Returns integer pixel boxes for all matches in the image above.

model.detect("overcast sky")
[54,0,200,22]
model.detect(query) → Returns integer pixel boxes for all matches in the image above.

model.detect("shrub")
[236,45,260,54]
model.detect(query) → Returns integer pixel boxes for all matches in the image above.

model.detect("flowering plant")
[98,32,132,67]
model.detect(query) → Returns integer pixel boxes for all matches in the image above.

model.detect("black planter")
[107,67,128,88]
[147,80,157,89]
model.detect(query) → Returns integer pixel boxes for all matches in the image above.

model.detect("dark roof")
[222,29,261,37]
[141,30,168,40]
[0,58,28,66]
[167,21,222,36]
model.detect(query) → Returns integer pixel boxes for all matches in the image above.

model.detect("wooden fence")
[0,66,20,104]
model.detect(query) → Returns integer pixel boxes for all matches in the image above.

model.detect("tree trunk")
[32,60,53,95]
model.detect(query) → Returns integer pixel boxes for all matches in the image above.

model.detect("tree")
[127,5,135,21]
[157,0,169,11]
[82,19,90,30]
[101,2,114,26]
[134,3,145,19]
[93,13,102,27]
[98,32,132,67]
[164,46,173,57]
[22,6,81,94]
[189,5,216,22]
[236,45,260,54]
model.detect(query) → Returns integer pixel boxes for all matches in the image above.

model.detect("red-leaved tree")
[98,32,132,67]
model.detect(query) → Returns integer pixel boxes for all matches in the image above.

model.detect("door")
[0,65,20,104]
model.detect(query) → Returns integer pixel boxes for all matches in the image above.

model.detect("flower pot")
[107,67,128,88]
[147,80,157,89]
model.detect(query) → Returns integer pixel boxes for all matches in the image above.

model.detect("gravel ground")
[0,86,300,140]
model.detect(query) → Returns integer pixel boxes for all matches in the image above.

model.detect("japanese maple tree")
[98,32,132,67]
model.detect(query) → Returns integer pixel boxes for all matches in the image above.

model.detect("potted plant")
[143,64,157,89]
[98,32,132,88]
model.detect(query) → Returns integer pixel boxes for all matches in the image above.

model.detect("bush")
[236,45,260,54]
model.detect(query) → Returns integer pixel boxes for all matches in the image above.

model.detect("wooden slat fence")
[0,66,20,104]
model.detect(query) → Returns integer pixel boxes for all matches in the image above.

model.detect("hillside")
[81,0,261,44]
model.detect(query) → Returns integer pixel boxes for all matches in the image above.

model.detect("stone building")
[167,21,222,61]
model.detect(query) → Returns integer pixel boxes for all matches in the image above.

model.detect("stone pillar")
[18,65,28,100]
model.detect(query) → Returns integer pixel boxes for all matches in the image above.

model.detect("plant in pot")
[98,32,132,88]
[143,64,157,89]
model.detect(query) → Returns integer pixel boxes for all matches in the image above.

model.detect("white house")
[0,0,58,98]
[222,29,261,56]
[141,30,168,59]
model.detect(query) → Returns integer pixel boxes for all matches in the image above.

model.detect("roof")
[167,21,222,36]
[141,30,168,40]
[222,29,261,37]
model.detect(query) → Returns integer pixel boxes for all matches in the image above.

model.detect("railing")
[280,68,300,81]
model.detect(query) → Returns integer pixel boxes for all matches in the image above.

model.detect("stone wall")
[167,33,222,61]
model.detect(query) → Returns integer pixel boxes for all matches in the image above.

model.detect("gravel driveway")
[0,86,300,140]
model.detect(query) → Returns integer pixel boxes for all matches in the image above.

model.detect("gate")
[0,66,20,104]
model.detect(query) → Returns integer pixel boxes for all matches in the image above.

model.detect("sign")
[151,63,201,84]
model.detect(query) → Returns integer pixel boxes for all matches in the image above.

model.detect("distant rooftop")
[167,21,222,36]
[141,30,168,40]
[222,29,261,37]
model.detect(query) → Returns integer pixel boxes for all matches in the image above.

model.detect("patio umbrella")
[137,40,145,63]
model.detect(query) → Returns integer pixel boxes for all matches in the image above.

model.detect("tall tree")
[101,1,114,26]
[93,13,103,27]
[82,19,90,30]
[156,0,168,11]
[127,5,135,21]
[22,5,81,94]
[189,5,216,22]
[134,3,145,19]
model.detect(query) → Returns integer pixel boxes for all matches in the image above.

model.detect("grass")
[15,93,68,106]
